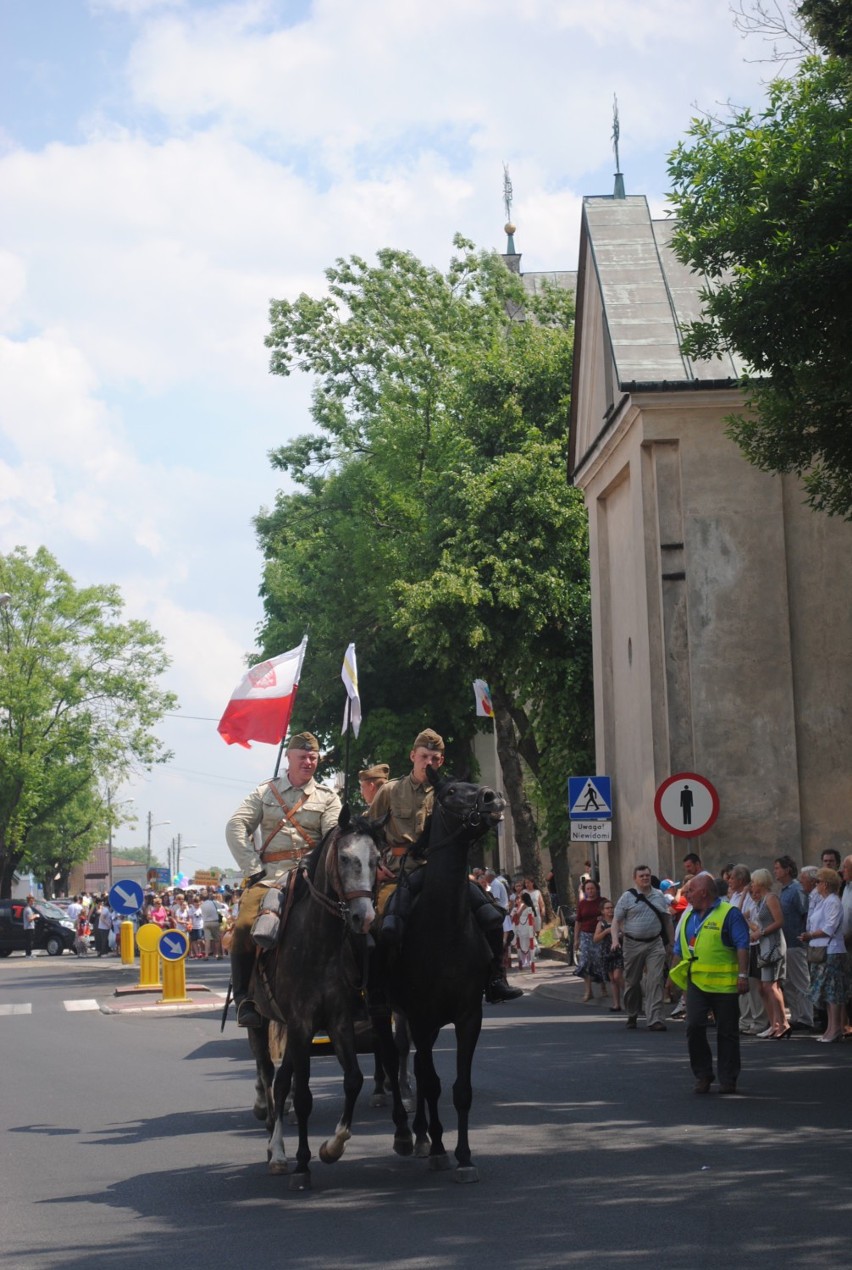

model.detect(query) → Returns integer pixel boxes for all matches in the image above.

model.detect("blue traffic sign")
[568,776,612,820]
[109,879,144,916]
[159,929,189,961]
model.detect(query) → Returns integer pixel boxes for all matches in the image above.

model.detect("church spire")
[502,163,521,273]
[612,93,626,198]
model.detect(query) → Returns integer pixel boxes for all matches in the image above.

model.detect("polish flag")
[217,638,308,748]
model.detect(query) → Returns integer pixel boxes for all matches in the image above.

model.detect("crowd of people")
[564,848,852,1093]
[59,887,240,960]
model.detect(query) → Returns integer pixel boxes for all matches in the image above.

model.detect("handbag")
[757,932,782,968]
[806,944,827,965]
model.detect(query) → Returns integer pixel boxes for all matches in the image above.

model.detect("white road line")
[0,1003,32,1015]
[63,999,100,1012]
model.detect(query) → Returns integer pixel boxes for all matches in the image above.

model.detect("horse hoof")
[252,1103,267,1122]
[289,1172,311,1191]
[428,1152,452,1171]
[453,1166,479,1184]
[267,1160,288,1176]
[319,1143,340,1164]
[413,1139,431,1159]
[393,1133,414,1157]
[369,1093,388,1108]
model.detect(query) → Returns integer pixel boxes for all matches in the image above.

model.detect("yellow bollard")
[120,920,136,965]
[135,923,163,988]
[157,928,190,1004]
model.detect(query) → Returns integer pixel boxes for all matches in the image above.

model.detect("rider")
[369,728,522,1004]
[225,731,342,1026]
[358,763,390,807]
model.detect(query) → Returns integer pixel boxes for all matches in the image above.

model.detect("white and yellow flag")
[341,642,362,737]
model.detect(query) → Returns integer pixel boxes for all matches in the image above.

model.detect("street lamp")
[107,792,135,889]
[146,812,171,876]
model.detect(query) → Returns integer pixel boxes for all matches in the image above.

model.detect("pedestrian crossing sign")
[568,776,612,819]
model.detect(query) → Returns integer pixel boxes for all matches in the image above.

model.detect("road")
[1,951,850,1269]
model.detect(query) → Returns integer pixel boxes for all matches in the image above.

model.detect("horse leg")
[319,1026,364,1163]
[451,1011,483,1183]
[247,1020,274,1127]
[370,1045,388,1108]
[288,1035,314,1191]
[395,1012,414,1112]
[267,1051,292,1175]
[412,1029,450,1169]
[371,1009,413,1157]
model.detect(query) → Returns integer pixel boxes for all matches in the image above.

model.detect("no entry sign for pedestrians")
[654,772,719,838]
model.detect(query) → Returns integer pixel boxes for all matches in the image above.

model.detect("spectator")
[728,864,768,1036]
[188,893,205,959]
[512,892,538,973]
[748,869,788,1039]
[523,874,546,928]
[574,879,606,1002]
[149,896,169,928]
[842,855,852,1036]
[94,895,114,956]
[200,890,223,959]
[611,865,672,1032]
[22,895,38,957]
[594,899,624,1011]
[773,855,813,1031]
[800,868,846,1043]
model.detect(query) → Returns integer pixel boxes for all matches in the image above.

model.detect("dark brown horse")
[379,768,506,1182]
[247,806,413,1190]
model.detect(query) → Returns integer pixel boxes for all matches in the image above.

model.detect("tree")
[259,239,592,888]
[667,51,852,516]
[0,547,176,897]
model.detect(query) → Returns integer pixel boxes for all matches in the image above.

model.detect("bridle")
[426,788,502,854]
[299,824,376,923]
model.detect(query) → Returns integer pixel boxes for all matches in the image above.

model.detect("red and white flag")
[473,678,494,718]
[217,638,308,749]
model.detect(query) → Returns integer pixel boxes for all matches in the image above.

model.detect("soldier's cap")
[359,763,390,782]
[286,731,320,753]
[412,728,444,752]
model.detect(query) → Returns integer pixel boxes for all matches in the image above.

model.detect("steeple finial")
[612,94,626,199]
[502,162,517,253]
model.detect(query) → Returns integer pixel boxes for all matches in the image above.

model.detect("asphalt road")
[1,951,850,1270]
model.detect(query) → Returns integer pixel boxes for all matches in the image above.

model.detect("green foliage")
[798,0,852,59]
[0,547,176,895]
[259,238,592,850]
[668,55,852,515]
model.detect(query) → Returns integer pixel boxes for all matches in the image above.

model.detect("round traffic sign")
[109,879,144,916]
[159,928,189,961]
[654,772,719,838]
[136,922,164,954]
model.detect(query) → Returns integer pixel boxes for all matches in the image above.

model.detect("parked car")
[0,899,78,957]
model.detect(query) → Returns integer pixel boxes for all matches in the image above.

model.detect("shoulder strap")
[631,890,668,937]
[260,784,315,855]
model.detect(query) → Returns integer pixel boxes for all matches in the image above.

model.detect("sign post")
[568,776,613,875]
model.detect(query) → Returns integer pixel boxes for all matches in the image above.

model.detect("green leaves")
[258,242,592,850]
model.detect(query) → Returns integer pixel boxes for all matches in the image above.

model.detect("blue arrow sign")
[568,776,612,820]
[109,879,144,916]
[159,929,189,961]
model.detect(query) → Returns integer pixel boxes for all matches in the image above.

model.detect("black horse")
[247,806,413,1190]
[380,768,507,1182]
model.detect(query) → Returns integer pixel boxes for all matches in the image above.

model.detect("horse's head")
[329,805,381,935]
[427,766,506,840]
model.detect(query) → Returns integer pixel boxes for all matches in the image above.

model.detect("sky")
[0,0,787,877]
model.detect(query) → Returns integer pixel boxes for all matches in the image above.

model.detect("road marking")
[63,999,100,1012]
[0,1003,32,1015]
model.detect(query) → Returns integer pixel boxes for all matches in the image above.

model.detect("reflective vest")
[670,901,738,993]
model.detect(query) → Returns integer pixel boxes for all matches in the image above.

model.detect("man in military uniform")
[359,763,390,808]
[225,732,342,1026]
[370,728,522,1004]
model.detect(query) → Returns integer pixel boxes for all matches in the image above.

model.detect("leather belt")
[390,846,408,858]
[262,846,312,863]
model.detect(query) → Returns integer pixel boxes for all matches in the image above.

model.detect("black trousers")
[685,984,741,1086]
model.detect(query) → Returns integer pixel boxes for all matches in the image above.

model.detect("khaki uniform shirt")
[369,775,433,873]
[225,775,342,886]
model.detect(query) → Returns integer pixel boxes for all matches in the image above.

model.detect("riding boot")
[231,946,262,1027]
[484,928,523,1003]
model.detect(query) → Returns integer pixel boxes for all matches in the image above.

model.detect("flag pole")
[342,697,352,807]
[273,634,308,778]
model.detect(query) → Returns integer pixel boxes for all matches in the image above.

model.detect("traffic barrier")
[119,920,135,966]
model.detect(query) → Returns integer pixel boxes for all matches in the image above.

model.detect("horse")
[246,805,413,1190]
[378,768,507,1183]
